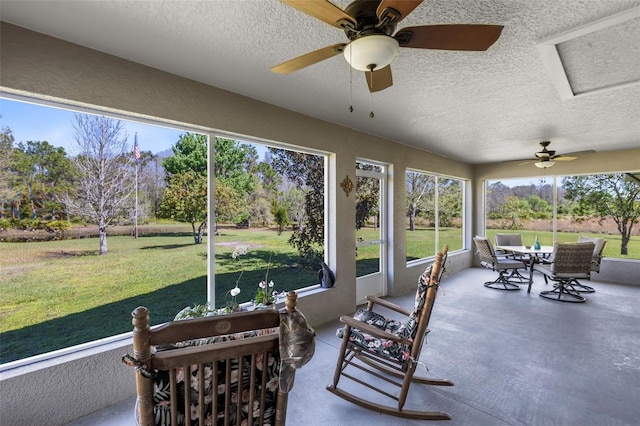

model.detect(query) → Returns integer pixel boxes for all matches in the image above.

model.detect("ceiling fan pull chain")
[369,67,374,118]
[349,46,354,113]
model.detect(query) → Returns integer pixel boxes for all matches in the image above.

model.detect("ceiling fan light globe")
[343,35,399,72]
[535,161,555,169]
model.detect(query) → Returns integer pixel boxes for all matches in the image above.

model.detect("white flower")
[268,280,274,288]
[230,285,241,296]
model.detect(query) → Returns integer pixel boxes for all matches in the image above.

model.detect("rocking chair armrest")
[365,295,412,317]
[339,315,413,346]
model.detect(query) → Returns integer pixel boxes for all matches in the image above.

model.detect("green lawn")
[0,226,317,363]
[404,227,463,261]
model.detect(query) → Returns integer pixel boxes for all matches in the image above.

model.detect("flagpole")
[134,133,139,239]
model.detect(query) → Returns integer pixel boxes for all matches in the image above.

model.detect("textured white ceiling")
[1,0,639,164]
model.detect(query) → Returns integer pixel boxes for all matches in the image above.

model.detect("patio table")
[495,245,554,292]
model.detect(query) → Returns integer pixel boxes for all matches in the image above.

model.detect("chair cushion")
[335,265,433,362]
[577,236,605,257]
[495,233,522,246]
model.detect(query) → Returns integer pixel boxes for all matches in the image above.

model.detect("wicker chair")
[123,292,315,426]
[327,248,453,420]
[532,242,595,303]
[494,233,524,251]
[473,236,527,290]
[494,232,531,277]
[569,236,607,293]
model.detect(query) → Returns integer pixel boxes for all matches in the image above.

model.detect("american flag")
[133,134,141,160]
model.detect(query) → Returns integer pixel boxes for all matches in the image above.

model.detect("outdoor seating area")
[70,266,640,426]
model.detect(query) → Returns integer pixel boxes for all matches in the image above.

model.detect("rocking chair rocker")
[327,248,452,420]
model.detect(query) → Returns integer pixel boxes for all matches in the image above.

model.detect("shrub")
[46,220,71,232]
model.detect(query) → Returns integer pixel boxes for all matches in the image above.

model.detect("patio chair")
[494,233,524,250]
[494,232,530,275]
[532,242,595,303]
[473,236,528,290]
[327,248,453,420]
[123,291,315,426]
[569,236,607,293]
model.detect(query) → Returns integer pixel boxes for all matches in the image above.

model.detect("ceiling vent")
[537,6,640,100]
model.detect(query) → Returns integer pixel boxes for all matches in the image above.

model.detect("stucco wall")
[0,337,135,425]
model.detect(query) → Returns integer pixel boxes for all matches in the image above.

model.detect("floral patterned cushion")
[150,329,280,426]
[336,265,433,362]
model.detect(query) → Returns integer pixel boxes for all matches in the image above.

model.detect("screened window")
[484,173,640,259]
[406,170,464,262]
[0,97,328,364]
[212,143,326,308]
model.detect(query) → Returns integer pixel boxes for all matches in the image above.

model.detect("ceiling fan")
[270,0,504,92]
[521,141,592,168]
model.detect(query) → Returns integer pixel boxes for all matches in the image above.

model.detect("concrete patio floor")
[68,266,640,425]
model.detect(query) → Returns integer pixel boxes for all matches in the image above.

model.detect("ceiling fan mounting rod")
[377,7,402,25]
[342,0,396,40]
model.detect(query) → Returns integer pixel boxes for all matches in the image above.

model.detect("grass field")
[0,225,318,363]
[1,224,638,363]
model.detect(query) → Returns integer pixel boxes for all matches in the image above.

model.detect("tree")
[12,141,75,221]
[269,148,324,265]
[244,160,282,227]
[213,177,244,223]
[271,199,289,235]
[355,163,381,230]
[162,133,208,177]
[485,181,513,216]
[0,126,17,218]
[135,149,165,222]
[406,172,435,230]
[497,195,531,230]
[161,135,258,234]
[160,170,208,244]
[61,114,134,254]
[437,178,462,227]
[283,186,306,230]
[563,174,640,255]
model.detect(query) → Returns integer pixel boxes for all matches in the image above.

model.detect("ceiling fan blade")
[271,43,346,74]
[395,24,504,51]
[377,0,423,24]
[552,149,596,160]
[365,65,393,92]
[280,0,356,29]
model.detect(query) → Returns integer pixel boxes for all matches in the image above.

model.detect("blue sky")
[0,97,188,155]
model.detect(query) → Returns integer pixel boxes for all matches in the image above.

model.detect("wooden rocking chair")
[327,248,453,420]
[123,292,315,426]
